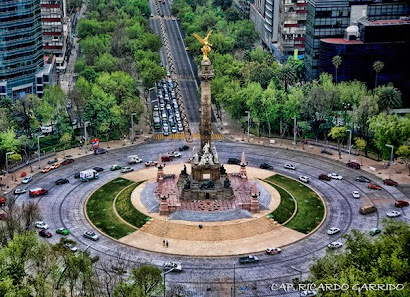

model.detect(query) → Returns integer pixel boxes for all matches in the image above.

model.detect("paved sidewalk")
[216,111,409,185]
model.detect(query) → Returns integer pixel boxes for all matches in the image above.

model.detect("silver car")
[22,176,33,184]
[83,231,99,241]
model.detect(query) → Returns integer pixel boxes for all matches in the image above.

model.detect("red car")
[395,200,409,208]
[0,197,5,206]
[161,156,172,162]
[144,161,158,167]
[367,183,382,190]
[62,159,75,165]
[39,229,52,238]
[266,248,282,255]
[29,188,48,197]
[346,162,360,169]
[319,174,331,181]
[383,179,398,187]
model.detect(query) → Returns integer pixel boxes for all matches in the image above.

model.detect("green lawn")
[115,181,150,228]
[266,175,325,234]
[265,181,295,224]
[86,178,137,239]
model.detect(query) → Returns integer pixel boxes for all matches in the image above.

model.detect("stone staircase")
[169,208,252,221]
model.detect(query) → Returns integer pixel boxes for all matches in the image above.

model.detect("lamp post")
[346,129,352,162]
[130,113,136,144]
[163,269,173,297]
[232,262,236,297]
[290,266,302,292]
[37,135,44,171]
[6,151,15,188]
[245,111,250,142]
[292,117,297,149]
[84,121,90,154]
[342,102,351,126]
[385,144,394,166]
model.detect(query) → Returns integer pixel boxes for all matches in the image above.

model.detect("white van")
[80,170,98,182]
[127,155,142,164]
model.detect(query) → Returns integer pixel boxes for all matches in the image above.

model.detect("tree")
[95,53,119,73]
[213,0,232,10]
[59,133,72,157]
[373,60,384,88]
[277,64,296,94]
[331,55,342,83]
[37,85,67,131]
[12,94,41,137]
[77,19,102,39]
[328,126,347,151]
[376,85,402,112]
[113,266,163,297]
[396,144,410,176]
[309,220,410,297]
[80,34,112,65]
[355,137,366,165]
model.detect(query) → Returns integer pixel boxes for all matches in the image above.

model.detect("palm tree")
[332,55,342,83]
[373,61,384,88]
[277,65,296,94]
[377,85,402,112]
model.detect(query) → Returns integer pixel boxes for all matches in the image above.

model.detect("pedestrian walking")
[163,239,165,246]
[166,240,169,248]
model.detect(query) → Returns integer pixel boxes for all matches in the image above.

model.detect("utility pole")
[346,129,352,162]
[37,135,44,171]
[6,151,15,188]
[385,144,394,166]
[245,111,250,142]
[293,117,297,149]
[232,262,236,297]
[84,121,90,154]
[290,266,302,293]
[131,113,136,144]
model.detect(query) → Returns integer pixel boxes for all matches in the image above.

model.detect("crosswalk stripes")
[152,133,225,140]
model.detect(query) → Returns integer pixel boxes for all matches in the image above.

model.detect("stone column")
[159,196,169,216]
[239,152,247,179]
[157,154,164,182]
[250,182,259,213]
[199,59,214,150]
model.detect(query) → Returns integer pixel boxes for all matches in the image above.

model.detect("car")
[327,227,340,235]
[163,262,182,272]
[321,149,333,155]
[346,161,360,169]
[94,148,108,155]
[319,174,331,181]
[55,178,69,185]
[83,231,99,241]
[369,228,381,236]
[352,191,360,199]
[177,125,183,132]
[153,105,159,111]
[163,127,169,136]
[300,290,317,297]
[327,241,343,249]
[22,176,33,184]
[93,167,104,172]
[39,229,52,238]
[167,151,181,158]
[166,104,171,110]
[41,166,52,173]
[179,145,189,151]
[228,158,241,165]
[50,163,61,169]
[35,221,49,229]
[145,161,158,167]
[328,173,343,180]
[74,172,81,179]
[47,158,58,164]
[299,176,309,183]
[284,164,295,170]
[266,248,281,255]
[29,188,48,197]
[239,255,259,264]
[368,183,382,190]
[64,243,78,252]
[56,228,69,235]
[121,167,134,173]
[260,163,273,170]
[356,176,371,183]
[383,179,398,186]
[61,159,75,165]
[110,165,122,171]
[14,188,26,195]
[386,210,401,218]
[161,156,172,162]
[395,200,409,208]
[171,126,177,133]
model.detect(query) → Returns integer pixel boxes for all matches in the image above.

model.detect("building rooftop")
[321,38,363,44]
[360,18,410,26]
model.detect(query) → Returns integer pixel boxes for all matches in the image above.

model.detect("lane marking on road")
[152,133,224,140]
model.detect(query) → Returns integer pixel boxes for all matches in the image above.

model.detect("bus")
[154,116,161,129]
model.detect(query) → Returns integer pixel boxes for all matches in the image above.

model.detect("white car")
[14,188,27,195]
[64,243,78,252]
[328,173,343,180]
[386,211,401,218]
[167,151,181,158]
[121,167,134,173]
[327,227,340,235]
[284,164,296,170]
[300,290,317,297]
[327,241,343,249]
[171,126,177,133]
[299,176,309,183]
[163,262,182,272]
[22,176,33,184]
[83,231,99,241]
[352,191,360,199]
[34,221,49,229]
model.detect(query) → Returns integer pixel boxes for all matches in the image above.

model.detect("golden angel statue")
[193,30,213,60]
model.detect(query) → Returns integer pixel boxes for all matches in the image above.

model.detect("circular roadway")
[15,139,408,296]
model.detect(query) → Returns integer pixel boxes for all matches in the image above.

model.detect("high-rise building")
[305,0,409,81]
[41,0,71,70]
[250,0,307,61]
[0,0,53,98]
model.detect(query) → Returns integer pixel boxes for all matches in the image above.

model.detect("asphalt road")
[14,139,409,296]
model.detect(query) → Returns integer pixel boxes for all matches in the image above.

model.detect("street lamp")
[290,266,302,293]
[385,144,394,166]
[84,121,90,154]
[292,117,297,149]
[6,151,15,188]
[346,129,352,162]
[37,135,44,171]
[163,269,173,297]
[245,111,250,142]
[130,113,136,144]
